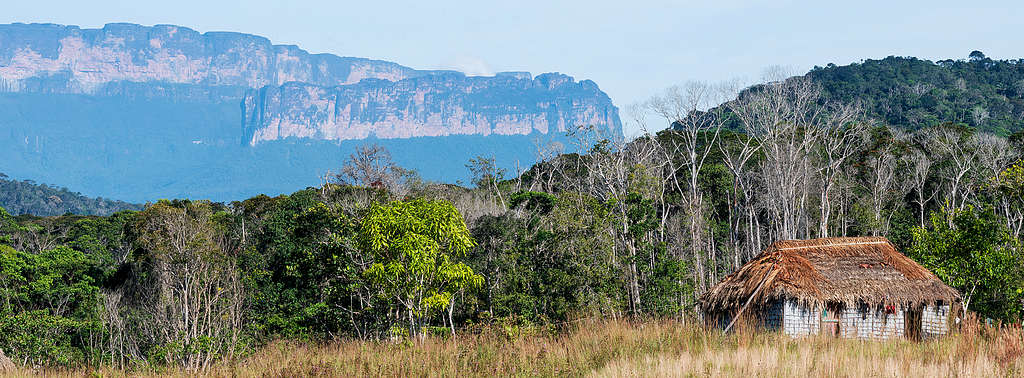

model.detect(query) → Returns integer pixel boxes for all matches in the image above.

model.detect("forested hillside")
[708,52,1024,135]
[4,62,1024,373]
[811,52,1024,134]
[0,173,142,216]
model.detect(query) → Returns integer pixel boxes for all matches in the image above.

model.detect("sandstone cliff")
[0,23,622,143]
[0,23,420,93]
[0,22,622,200]
[241,72,621,144]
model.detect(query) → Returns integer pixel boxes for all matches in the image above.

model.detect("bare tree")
[991,169,1024,239]
[925,127,984,214]
[335,143,417,195]
[5,221,70,254]
[730,76,822,240]
[813,109,864,238]
[135,201,244,371]
[864,144,901,236]
[718,130,762,268]
[649,81,731,296]
[466,155,508,208]
[976,134,1019,236]
[976,133,1015,182]
[99,289,131,368]
[972,106,991,126]
[904,139,936,229]
[530,136,566,193]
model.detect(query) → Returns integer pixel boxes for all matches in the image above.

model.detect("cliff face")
[241,72,621,144]
[0,22,622,200]
[0,23,622,143]
[0,23,419,93]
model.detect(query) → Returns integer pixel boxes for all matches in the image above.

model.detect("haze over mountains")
[6,22,1020,210]
[0,23,621,202]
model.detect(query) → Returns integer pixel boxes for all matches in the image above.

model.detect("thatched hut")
[701,237,959,340]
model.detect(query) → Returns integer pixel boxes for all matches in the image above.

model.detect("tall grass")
[8,318,1023,377]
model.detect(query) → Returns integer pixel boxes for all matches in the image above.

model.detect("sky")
[3,0,1022,136]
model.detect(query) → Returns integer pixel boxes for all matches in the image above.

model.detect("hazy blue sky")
[3,1,1021,136]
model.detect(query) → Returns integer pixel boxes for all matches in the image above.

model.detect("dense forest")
[4,56,1024,371]
[705,52,1024,135]
[0,173,142,216]
[810,52,1024,135]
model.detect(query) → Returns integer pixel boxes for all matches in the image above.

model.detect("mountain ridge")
[0,22,621,142]
[242,72,621,145]
[0,22,427,91]
[0,22,621,201]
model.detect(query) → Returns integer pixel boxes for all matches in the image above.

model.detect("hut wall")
[783,299,820,336]
[873,308,905,339]
[706,299,784,331]
[705,311,734,331]
[761,299,784,330]
[922,303,950,338]
[838,307,860,339]
[838,304,904,340]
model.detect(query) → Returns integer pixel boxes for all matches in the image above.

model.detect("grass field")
[7,318,1023,377]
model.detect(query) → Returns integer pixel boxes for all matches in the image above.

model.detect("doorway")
[905,305,923,341]
[822,303,841,337]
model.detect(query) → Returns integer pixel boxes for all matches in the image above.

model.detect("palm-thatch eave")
[700,237,960,314]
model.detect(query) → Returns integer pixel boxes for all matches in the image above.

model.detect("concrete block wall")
[922,303,950,339]
[707,300,784,332]
[729,295,950,340]
[838,306,862,339]
[782,300,912,340]
[783,299,820,337]
[747,297,950,340]
[870,307,904,340]
[838,305,904,340]
[761,299,784,330]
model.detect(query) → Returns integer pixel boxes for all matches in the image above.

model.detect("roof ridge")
[776,240,888,251]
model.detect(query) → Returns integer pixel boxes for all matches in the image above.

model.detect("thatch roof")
[701,237,959,313]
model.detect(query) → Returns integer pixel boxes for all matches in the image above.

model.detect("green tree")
[289,200,383,339]
[359,199,481,337]
[233,187,390,341]
[908,205,1024,321]
[0,206,12,245]
[0,244,101,366]
[624,193,690,317]
[0,174,142,217]
[233,190,340,339]
[470,191,621,323]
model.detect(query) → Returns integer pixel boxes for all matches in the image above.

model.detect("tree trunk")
[448,294,456,338]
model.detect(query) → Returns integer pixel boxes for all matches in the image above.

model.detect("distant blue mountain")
[0,23,621,202]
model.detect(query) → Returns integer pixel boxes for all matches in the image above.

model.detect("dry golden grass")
[7,318,1023,377]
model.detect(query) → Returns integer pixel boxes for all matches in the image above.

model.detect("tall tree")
[466,156,508,208]
[904,141,936,229]
[813,109,863,237]
[909,206,1024,321]
[650,82,729,296]
[924,125,982,214]
[133,200,244,370]
[335,143,419,195]
[359,199,481,338]
[730,77,822,240]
